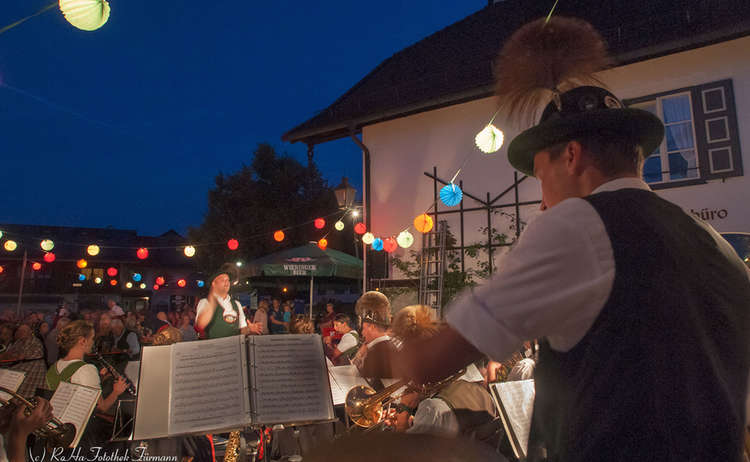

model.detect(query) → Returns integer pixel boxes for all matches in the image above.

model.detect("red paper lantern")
[314,218,325,229]
[318,238,328,250]
[156,276,165,286]
[110,279,118,286]
[227,239,239,250]
[153,284,160,291]
[136,248,149,259]
[32,262,42,271]
[383,237,398,253]
[43,252,56,263]
[354,223,366,235]
[177,279,187,288]
[274,230,285,242]
[107,267,118,277]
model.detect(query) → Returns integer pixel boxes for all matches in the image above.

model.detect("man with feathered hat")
[195,263,263,339]
[397,16,750,461]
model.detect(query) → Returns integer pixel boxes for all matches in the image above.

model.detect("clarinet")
[96,352,137,395]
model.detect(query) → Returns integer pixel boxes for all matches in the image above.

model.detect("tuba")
[0,386,76,449]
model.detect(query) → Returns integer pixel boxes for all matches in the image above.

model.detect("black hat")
[208,263,239,287]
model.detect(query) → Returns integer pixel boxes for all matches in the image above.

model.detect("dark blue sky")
[1,1,483,236]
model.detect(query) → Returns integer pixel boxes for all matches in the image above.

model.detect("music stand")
[111,399,136,441]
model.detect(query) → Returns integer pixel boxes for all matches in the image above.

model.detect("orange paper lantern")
[274,230,285,242]
[32,262,42,271]
[354,223,366,235]
[383,237,398,253]
[314,218,325,229]
[227,239,239,250]
[177,279,187,288]
[110,279,118,286]
[136,248,149,259]
[43,252,56,263]
[77,259,88,269]
[318,238,328,250]
[0,266,4,274]
[414,214,434,233]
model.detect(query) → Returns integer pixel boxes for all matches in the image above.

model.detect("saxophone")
[223,430,241,462]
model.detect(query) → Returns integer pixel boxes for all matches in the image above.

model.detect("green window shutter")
[692,79,743,180]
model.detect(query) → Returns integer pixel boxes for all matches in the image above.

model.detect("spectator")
[95,313,113,353]
[1,324,46,398]
[269,299,286,334]
[320,302,336,331]
[289,315,314,334]
[45,317,70,365]
[282,303,293,330]
[110,318,141,360]
[178,313,197,341]
[0,323,14,351]
[253,299,270,335]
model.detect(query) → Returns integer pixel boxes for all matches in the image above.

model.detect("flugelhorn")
[0,386,76,449]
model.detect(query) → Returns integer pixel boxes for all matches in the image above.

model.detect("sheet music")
[169,336,247,434]
[490,380,535,459]
[50,381,101,447]
[0,369,25,401]
[124,361,140,392]
[328,365,370,406]
[250,334,334,424]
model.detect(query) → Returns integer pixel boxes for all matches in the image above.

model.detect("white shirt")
[196,294,248,329]
[54,358,101,389]
[366,335,391,350]
[336,331,358,353]
[113,330,140,356]
[407,398,459,437]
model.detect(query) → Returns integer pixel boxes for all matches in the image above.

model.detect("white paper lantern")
[59,0,110,31]
[397,231,415,248]
[334,220,345,231]
[362,232,375,245]
[184,246,196,257]
[475,124,505,154]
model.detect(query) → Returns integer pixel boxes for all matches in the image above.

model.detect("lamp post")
[333,177,357,209]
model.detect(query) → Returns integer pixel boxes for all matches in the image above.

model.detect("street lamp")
[333,177,357,209]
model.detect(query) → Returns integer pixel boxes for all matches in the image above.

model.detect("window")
[625,79,743,189]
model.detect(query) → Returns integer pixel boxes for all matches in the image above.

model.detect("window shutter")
[692,79,743,180]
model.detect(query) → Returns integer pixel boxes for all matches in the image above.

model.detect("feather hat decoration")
[494,16,611,127]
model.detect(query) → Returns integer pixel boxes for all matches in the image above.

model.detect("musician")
[0,396,52,462]
[352,291,396,388]
[323,314,359,366]
[397,16,750,462]
[194,264,262,339]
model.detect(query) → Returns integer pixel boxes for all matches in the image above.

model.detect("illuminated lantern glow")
[136,248,149,259]
[4,240,18,252]
[372,238,384,251]
[440,183,463,207]
[155,276,165,286]
[44,252,56,263]
[107,267,118,277]
[414,214,434,233]
[76,259,88,269]
[383,237,398,253]
[59,0,111,31]
[475,124,505,154]
[314,218,326,229]
[153,284,159,291]
[139,283,146,289]
[184,246,196,257]
[125,282,133,289]
[78,273,86,281]
[362,232,375,245]
[197,280,205,288]
[397,231,415,248]
[0,230,3,239]
[0,266,3,274]
[354,223,366,235]
[32,262,42,271]
[40,239,54,251]
[273,230,285,242]
[177,279,187,288]
[318,238,328,250]
[110,279,118,286]
[87,244,100,256]
[334,221,344,231]
[94,277,102,284]
[132,273,142,282]
[227,239,239,250]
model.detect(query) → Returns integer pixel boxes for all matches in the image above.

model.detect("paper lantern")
[372,238,384,251]
[59,0,111,31]
[318,238,328,250]
[44,252,56,263]
[87,244,100,256]
[4,240,17,252]
[334,221,345,231]
[0,231,3,239]
[76,259,88,269]
[155,276,165,286]
[177,279,187,288]
[40,239,55,251]
[397,231,415,248]
[107,267,117,277]
[274,230,285,242]
[184,246,196,257]
[227,239,239,250]
[414,214,434,233]
[440,184,463,207]
[139,283,147,289]
[125,282,133,289]
[94,277,102,284]
[362,232,375,245]
[153,284,160,291]
[110,279,118,286]
[132,273,142,282]
[78,273,86,281]
[383,237,398,253]
[354,223,366,235]
[0,266,3,274]
[314,218,326,229]
[136,248,149,259]
[475,124,505,154]
[197,280,205,288]
[32,262,42,271]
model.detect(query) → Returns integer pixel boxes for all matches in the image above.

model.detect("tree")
[188,143,353,271]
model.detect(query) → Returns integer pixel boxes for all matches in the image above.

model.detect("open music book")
[489,379,535,460]
[49,381,101,447]
[327,365,370,406]
[133,334,335,439]
[0,369,25,401]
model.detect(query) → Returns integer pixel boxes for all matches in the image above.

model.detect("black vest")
[114,329,139,361]
[530,189,750,462]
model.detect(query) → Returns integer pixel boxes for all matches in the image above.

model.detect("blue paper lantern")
[78,273,86,281]
[372,238,384,251]
[440,183,463,207]
[197,280,205,288]
[132,273,142,282]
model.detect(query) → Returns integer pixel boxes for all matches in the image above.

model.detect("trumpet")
[345,369,466,429]
[0,386,76,449]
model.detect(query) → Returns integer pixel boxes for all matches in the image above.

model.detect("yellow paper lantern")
[41,239,55,251]
[184,246,196,257]
[59,0,111,31]
[414,214,434,233]
[362,232,375,245]
[125,282,133,289]
[334,220,345,231]
[87,244,100,256]
[4,240,17,252]
[94,277,102,284]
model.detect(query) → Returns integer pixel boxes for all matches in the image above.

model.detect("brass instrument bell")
[0,386,76,449]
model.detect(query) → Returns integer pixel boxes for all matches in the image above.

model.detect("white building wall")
[363,36,750,276]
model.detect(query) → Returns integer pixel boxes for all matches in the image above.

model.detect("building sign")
[690,208,729,221]
[282,264,317,276]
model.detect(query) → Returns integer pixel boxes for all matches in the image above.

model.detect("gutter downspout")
[349,129,370,294]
